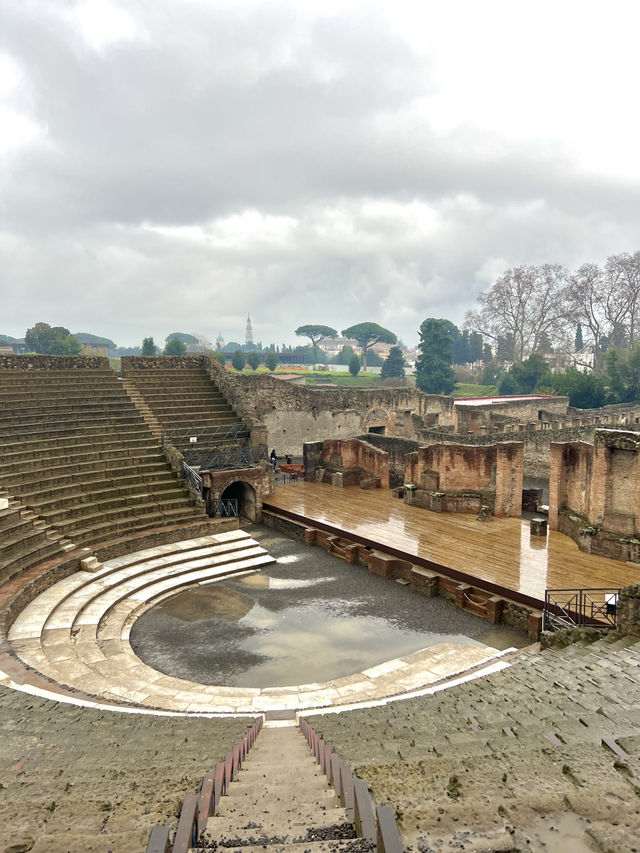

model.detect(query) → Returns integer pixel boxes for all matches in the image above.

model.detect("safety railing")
[543,587,621,632]
[211,499,239,518]
[197,443,267,471]
[161,421,252,447]
[181,460,203,496]
[145,716,263,853]
[299,717,403,853]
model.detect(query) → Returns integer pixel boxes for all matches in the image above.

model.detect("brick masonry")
[403,442,524,518]
[549,429,640,562]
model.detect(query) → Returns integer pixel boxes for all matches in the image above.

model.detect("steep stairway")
[194,725,370,853]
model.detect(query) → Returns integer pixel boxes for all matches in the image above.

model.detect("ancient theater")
[1,353,640,852]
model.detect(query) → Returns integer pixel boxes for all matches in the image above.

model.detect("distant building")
[216,332,225,351]
[245,314,253,346]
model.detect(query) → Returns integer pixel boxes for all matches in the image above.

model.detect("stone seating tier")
[0,684,253,852]
[309,634,640,850]
[0,369,205,547]
[122,366,242,432]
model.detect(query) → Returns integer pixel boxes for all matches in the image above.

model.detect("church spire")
[245,313,253,345]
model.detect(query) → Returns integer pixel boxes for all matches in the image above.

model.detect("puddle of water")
[154,586,252,621]
[276,555,299,564]
[132,559,525,688]
[526,813,594,852]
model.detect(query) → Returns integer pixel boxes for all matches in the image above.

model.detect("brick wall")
[404,442,523,518]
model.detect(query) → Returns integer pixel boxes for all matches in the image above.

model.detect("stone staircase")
[0,367,205,546]
[309,634,640,851]
[121,365,242,448]
[8,529,276,711]
[192,725,367,853]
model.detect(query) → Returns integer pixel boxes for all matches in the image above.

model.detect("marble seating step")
[8,531,276,709]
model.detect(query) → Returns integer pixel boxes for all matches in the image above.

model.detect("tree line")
[465,252,640,365]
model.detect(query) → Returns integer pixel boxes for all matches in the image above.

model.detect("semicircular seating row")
[7,529,509,715]
[8,529,277,714]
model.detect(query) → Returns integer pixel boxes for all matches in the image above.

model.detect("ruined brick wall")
[323,438,390,488]
[229,375,456,455]
[453,396,569,434]
[548,441,594,529]
[404,442,523,517]
[0,355,109,370]
[354,434,420,487]
[550,430,640,560]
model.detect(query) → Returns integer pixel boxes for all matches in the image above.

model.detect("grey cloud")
[1,0,639,348]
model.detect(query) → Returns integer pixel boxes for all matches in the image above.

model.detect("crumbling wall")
[230,375,456,455]
[549,429,640,562]
[404,443,523,518]
[303,438,389,489]
[354,434,420,488]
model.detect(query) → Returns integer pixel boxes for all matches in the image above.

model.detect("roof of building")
[454,394,560,407]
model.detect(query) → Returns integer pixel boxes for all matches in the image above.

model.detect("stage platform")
[263,482,640,608]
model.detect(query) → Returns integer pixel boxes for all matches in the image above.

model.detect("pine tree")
[380,346,406,379]
[575,323,584,353]
[415,319,457,395]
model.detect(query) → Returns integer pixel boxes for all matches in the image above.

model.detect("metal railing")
[543,587,621,632]
[145,717,263,853]
[180,460,203,496]
[161,421,251,447]
[299,717,403,853]
[196,444,267,471]
[211,499,238,518]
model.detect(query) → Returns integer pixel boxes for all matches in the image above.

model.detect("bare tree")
[605,252,640,350]
[566,263,606,364]
[465,264,571,362]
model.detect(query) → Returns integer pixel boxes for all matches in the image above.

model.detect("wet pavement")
[130,526,527,688]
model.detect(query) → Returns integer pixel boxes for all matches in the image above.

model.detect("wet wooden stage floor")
[264,482,640,606]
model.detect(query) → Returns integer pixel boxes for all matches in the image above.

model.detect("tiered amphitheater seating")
[8,529,276,711]
[309,634,640,850]
[0,367,205,547]
[121,364,242,446]
[0,684,255,853]
[0,491,72,584]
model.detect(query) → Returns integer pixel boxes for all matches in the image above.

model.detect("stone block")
[304,528,317,546]
[530,517,548,536]
[410,567,439,596]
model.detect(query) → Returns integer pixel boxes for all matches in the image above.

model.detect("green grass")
[454,383,498,398]
[304,372,382,387]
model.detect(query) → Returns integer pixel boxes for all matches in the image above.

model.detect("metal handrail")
[299,717,403,852]
[145,717,263,853]
[544,587,620,631]
[197,444,267,471]
[181,460,203,496]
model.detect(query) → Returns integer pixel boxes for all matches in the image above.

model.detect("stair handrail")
[299,717,404,853]
[144,715,263,853]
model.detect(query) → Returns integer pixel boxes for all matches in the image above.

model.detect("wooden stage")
[263,482,640,607]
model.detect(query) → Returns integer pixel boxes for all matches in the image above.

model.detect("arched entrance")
[221,481,257,522]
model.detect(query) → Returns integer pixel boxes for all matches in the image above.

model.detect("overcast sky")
[1,0,640,349]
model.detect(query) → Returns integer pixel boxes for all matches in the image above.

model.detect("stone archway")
[221,481,257,522]
[362,407,392,435]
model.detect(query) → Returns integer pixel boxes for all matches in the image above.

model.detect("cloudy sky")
[1,0,640,349]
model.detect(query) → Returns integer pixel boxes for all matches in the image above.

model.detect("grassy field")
[453,383,498,397]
